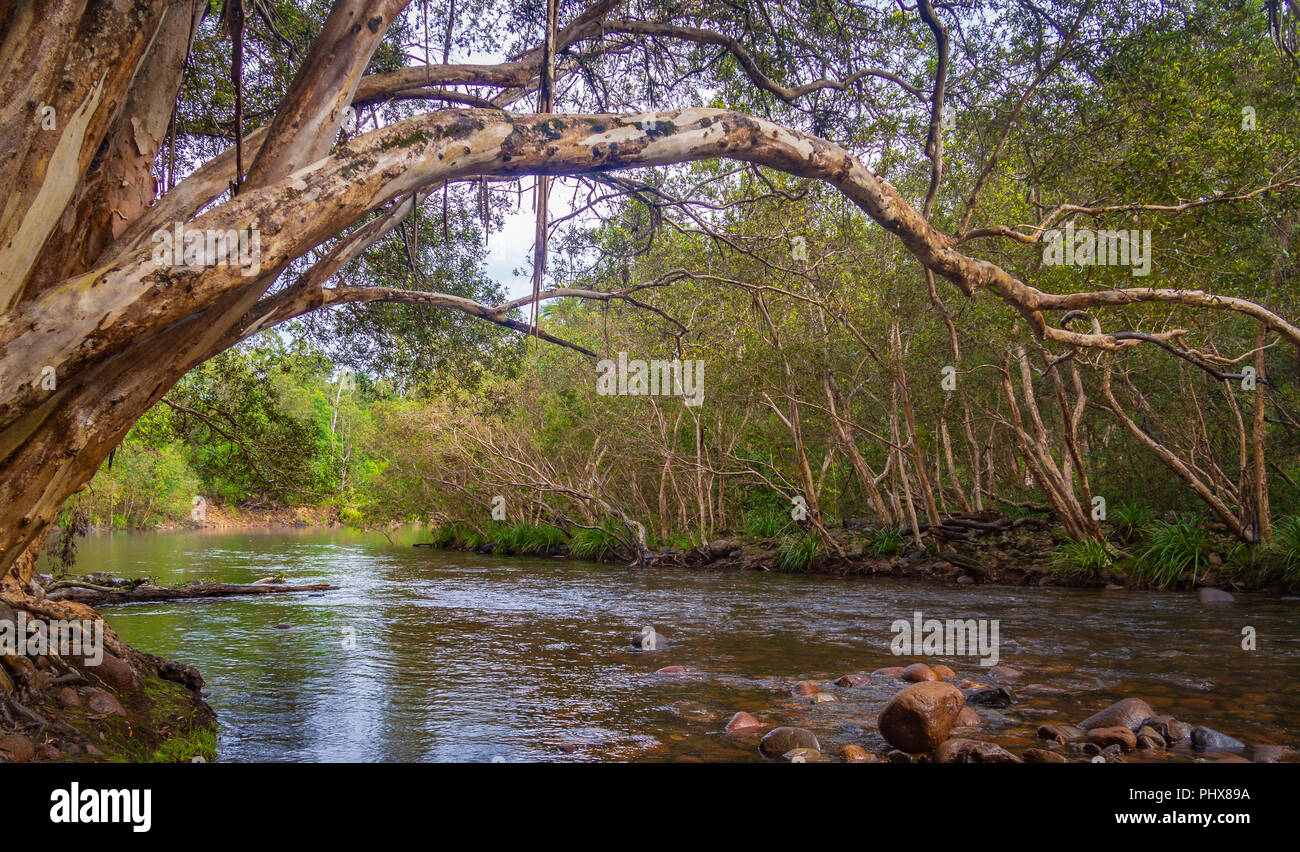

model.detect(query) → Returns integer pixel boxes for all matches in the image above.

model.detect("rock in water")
[1078,697,1155,731]
[842,744,876,762]
[781,747,826,763]
[901,663,938,682]
[1087,726,1138,751]
[1197,587,1234,603]
[759,727,820,757]
[631,626,668,650]
[1023,748,1068,763]
[1142,715,1192,743]
[792,680,822,696]
[964,686,1015,708]
[878,682,965,753]
[1191,726,1244,751]
[835,674,870,688]
[725,712,766,733]
[1037,723,1086,743]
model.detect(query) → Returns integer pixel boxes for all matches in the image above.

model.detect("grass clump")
[1132,516,1210,587]
[492,521,566,555]
[777,531,819,572]
[1111,502,1154,543]
[867,527,904,556]
[1049,538,1111,579]
[567,523,622,561]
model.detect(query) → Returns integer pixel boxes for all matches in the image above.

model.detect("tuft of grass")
[867,527,904,556]
[1110,502,1154,543]
[1049,538,1111,578]
[1269,516,1300,585]
[777,531,820,572]
[1132,516,1210,588]
[744,509,788,539]
[491,521,563,555]
[568,523,621,561]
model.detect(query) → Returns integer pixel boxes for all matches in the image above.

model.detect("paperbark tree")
[1,0,1297,598]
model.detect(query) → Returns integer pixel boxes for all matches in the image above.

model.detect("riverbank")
[0,596,217,764]
[419,510,1299,595]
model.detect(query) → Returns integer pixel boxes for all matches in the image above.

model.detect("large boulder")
[878,682,965,754]
[1079,698,1155,732]
[759,727,820,757]
[1197,587,1234,604]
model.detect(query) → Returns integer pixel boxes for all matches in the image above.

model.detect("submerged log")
[46,582,338,606]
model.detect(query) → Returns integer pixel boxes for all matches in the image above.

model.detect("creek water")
[56,527,1300,762]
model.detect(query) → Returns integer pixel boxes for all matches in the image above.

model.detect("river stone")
[989,665,1023,681]
[871,666,905,678]
[0,665,12,698]
[0,733,35,763]
[1252,745,1293,763]
[760,727,820,757]
[56,687,81,707]
[654,665,691,675]
[954,707,983,728]
[1143,715,1192,743]
[1079,697,1155,731]
[879,681,965,753]
[1197,587,1234,604]
[1087,726,1137,752]
[931,664,957,680]
[1023,747,1069,763]
[1192,726,1244,752]
[842,744,876,763]
[724,712,766,733]
[1135,725,1165,748]
[933,738,980,763]
[835,674,870,688]
[901,663,938,682]
[969,742,1022,763]
[782,747,827,763]
[1038,723,1087,743]
[792,680,822,696]
[964,686,1015,708]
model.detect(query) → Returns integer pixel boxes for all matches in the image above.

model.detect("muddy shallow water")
[59,527,1300,762]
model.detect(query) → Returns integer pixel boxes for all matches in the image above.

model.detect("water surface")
[58,528,1300,761]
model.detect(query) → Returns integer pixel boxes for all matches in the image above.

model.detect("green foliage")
[492,521,566,555]
[1049,539,1111,579]
[867,527,904,556]
[1269,516,1300,585]
[744,509,788,539]
[777,531,820,572]
[567,525,621,561]
[1111,502,1155,543]
[1133,517,1212,587]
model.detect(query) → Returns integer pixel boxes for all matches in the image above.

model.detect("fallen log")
[46,582,338,606]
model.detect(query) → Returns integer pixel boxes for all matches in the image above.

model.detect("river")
[53,527,1300,762]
